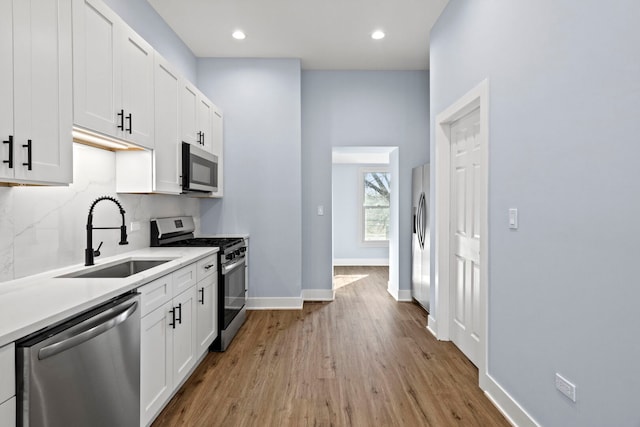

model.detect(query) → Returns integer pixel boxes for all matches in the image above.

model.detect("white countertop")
[0,247,218,348]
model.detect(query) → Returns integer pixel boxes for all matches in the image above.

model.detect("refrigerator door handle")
[417,192,426,249]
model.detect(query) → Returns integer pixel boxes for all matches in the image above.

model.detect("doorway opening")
[331,147,400,298]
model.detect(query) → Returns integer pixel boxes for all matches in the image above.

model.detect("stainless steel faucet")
[85,196,128,266]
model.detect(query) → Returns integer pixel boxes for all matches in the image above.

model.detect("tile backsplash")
[0,143,199,281]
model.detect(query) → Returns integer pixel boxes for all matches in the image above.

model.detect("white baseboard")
[247,297,303,310]
[397,289,412,302]
[333,258,389,266]
[427,314,438,337]
[302,289,335,301]
[483,373,539,427]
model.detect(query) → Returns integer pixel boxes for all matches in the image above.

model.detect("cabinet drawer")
[196,254,217,282]
[139,274,173,317]
[0,343,14,404]
[173,263,197,296]
[0,397,15,427]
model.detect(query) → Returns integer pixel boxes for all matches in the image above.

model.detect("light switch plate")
[508,208,518,229]
[130,221,141,232]
[317,205,324,216]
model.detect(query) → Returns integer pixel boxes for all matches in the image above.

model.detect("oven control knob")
[235,250,241,256]
[225,253,234,260]
[240,247,247,253]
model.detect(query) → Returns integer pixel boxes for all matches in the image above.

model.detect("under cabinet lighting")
[371,30,385,40]
[72,127,142,151]
[232,30,246,40]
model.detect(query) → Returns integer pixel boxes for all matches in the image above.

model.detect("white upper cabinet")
[0,0,72,185]
[197,96,213,153]
[153,54,182,194]
[180,81,220,155]
[0,0,14,182]
[211,106,224,197]
[73,0,154,149]
[116,52,182,194]
[180,80,199,146]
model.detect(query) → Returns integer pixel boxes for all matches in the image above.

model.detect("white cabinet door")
[0,397,15,427]
[0,343,14,404]
[197,96,213,153]
[180,80,199,146]
[73,0,154,148]
[72,0,122,137]
[172,286,197,387]
[0,0,13,181]
[209,106,224,197]
[140,301,173,427]
[4,0,72,185]
[153,54,181,194]
[121,26,154,148]
[196,275,217,356]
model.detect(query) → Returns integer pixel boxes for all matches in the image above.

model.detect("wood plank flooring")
[152,266,509,427]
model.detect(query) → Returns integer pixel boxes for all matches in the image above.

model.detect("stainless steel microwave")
[182,142,218,193]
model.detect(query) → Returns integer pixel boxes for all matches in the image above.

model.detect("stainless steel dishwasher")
[16,292,140,427]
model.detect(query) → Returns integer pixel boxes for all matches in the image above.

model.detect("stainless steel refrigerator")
[412,163,430,311]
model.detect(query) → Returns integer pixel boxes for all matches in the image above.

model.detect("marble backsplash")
[0,144,200,282]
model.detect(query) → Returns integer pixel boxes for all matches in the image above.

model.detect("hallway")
[153,266,509,426]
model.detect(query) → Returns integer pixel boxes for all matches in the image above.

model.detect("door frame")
[432,79,489,387]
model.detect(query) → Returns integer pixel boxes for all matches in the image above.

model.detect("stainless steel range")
[150,216,247,351]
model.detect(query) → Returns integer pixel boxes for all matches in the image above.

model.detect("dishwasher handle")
[38,299,138,360]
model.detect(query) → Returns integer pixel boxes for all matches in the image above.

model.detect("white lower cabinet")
[140,301,173,426]
[0,343,15,427]
[171,286,197,387]
[196,275,217,355]
[0,397,15,427]
[139,258,215,427]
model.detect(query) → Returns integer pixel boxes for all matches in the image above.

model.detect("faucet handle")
[93,241,103,257]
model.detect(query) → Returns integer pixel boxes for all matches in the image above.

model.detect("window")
[361,169,390,244]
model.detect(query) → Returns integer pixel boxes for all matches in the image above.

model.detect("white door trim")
[432,79,489,385]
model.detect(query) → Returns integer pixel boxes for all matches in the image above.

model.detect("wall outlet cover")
[555,373,576,402]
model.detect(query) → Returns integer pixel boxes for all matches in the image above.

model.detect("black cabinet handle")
[201,132,205,145]
[126,113,132,134]
[2,135,13,168]
[117,109,124,131]
[169,307,176,329]
[199,287,205,305]
[22,139,32,170]
[176,303,182,324]
[204,264,214,270]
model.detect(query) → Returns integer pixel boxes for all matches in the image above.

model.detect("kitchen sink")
[58,259,173,279]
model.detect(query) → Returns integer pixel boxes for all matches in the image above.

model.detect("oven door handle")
[222,258,245,275]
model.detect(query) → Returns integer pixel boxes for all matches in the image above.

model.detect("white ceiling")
[147,0,450,70]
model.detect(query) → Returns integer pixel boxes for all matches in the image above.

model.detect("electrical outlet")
[555,373,576,402]
[130,221,141,232]
[317,205,324,216]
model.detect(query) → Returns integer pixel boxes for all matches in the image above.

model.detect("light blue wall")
[302,71,429,291]
[103,0,197,81]
[430,1,640,426]
[332,164,389,261]
[197,59,302,299]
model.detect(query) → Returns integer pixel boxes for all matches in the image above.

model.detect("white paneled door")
[450,107,482,366]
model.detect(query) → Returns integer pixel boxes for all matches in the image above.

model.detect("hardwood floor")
[152,266,509,427]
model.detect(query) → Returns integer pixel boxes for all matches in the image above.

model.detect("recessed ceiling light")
[371,30,385,40]
[232,30,246,40]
